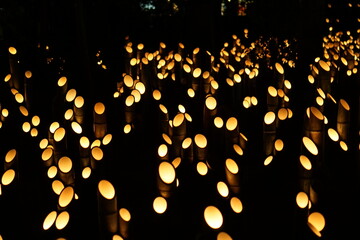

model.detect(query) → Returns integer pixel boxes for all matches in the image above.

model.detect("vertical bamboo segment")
[98,180,118,237]
[93,102,107,139]
[336,99,350,141]
[225,158,241,194]
[8,47,21,90]
[157,161,176,198]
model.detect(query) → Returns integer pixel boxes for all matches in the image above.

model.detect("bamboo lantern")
[55,211,70,230]
[203,94,217,131]
[58,156,75,186]
[157,161,176,198]
[194,134,208,162]
[74,96,85,124]
[93,102,107,139]
[53,127,67,162]
[172,113,187,151]
[41,147,54,167]
[124,95,136,124]
[24,71,33,111]
[8,47,21,90]
[318,60,331,94]
[336,99,350,141]
[43,210,57,230]
[263,111,276,156]
[57,76,68,95]
[274,62,285,88]
[119,208,131,239]
[153,196,167,214]
[304,107,324,159]
[181,137,193,163]
[225,158,240,194]
[158,103,169,135]
[267,86,278,112]
[4,149,17,171]
[307,212,326,237]
[225,117,239,145]
[203,206,223,230]
[98,180,118,235]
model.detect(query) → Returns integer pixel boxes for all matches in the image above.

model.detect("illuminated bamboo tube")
[8,46,21,89]
[79,136,91,170]
[93,102,107,139]
[48,121,60,147]
[91,146,104,169]
[305,107,324,148]
[297,155,313,194]
[58,156,75,186]
[57,76,68,95]
[157,161,176,198]
[274,62,285,88]
[158,104,169,134]
[119,208,131,239]
[225,158,241,194]
[263,111,277,156]
[53,127,67,162]
[266,86,278,112]
[203,95,217,131]
[194,134,208,162]
[41,147,54,167]
[97,180,118,236]
[181,137,194,163]
[225,117,239,145]
[336,99,350,141]
[24,70,33,111]
[73,96,85,124]
[172,113,187,139]
[124,95,136,124]
[318,60,331,94]
[4,149,17,171]
[192,67,202,92]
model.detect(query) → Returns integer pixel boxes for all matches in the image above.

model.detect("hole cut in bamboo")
[153,196,167,214]
[204,206,223,229]
[230,196,243,213]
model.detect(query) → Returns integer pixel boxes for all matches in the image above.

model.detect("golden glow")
[58,156,72,173]
[268,86,277,97]
[194,134,207,148]
[225,158,239,174]
[296,192,309,208]
[65,89,77,102]
[80,136,90,148]
[5,149,16,163]
[197,162,208,176]
[284,80,292,89]
[71,121,82,134]
[74,96,84,108]
[173,113,185,127]
[308,75,315,84]
[41,148,53,161]
[193,68,202,78]
[158,144,168,157]
[317,88,326,99]
[230,197,243,213]
[54,127,66,142]
[264,111,276,125]
[82,167,92,179]
[226,117,238,131]
[94,102,105,115]
[319,60,330,71]
[124,124,132,134]
[124,75,134,88]
[340,141,348,151]
[217,181,229,198]
[135,82,146,94]
[182,138,192,149]
[30,128,38,137]
[217,232,233,240]
[233,73,241,83]
[339,99,350,111]
[15,93,24,103]
[316,96,324,106]
[183,64,191,73]
[65,109,74,121]
[302,137,319,155]
[159,104,168,114]
[102,133,112,145]
[47,166,57,179]
[251,96,258,106]
[172,157,181,168]
[125,95,135,107]
[274,139,284,151]
[328,128,339,142]
[300,155,312,170]
[308,212,326,232]
[214,117,224,128]
[204,206,223,229]
[278,108,288,120]
[162,133,172,145]
[159,161,176,184]
[178,104,186,113]
[205,96,217,110]
[233,144,243,156]
[19,106,29,116]
[275,62,284,74]
[310,106,324,120]
[153,196,167,214]
[31,115,40,126]
[55,211,70,230]
[187,88,195,98]
[4,74,11,82]
[1,109,9,118]
[91,139,101,149]
[39,138,49,149]
[264,156,273,166]
[43,211,57,230]
[113,235,124,240]
[91,147,104,161]
[9,46,17,55]
[52,180,64,195]
[153,90,162,100]
[119,208,131,222]
[98,180,116,199]
[226,78,234,86]
[1,169,15,185]
[58,186,74,208]
[58,76,67,87]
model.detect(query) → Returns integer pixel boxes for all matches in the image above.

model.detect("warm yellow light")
[47,166,57,179]
[162,133,172,145]
[159,162,176,184]
[1,169,15,185]
[340,141,348,151]
[308,212,326,232]
[124,75,134,88]
[251,96,258,106]
[158,144,168,157]
[225,158,239,174]
[52,180,64,195]
[1,109,9,118]
[41,148,53,162]
[232,144,243,156]
[327,128,339,142]
[233,73,241,83]
[194,134,207,148]
[43,211,57,230]
[58,76,67,87]
[4,73,11,82]
[182,138,192,149]
[296,192,309,208]
[119,208,131,222]
[299,155,312,170]
[187,88,195,98]
[230,197,243,213]
[217,181,229,198]
[15,93,24,103]
[113,235,124,240]
[205,96,217,110]
[268,86,277,97]
[217,232,232,240]
[193,68,202,78]
[302,137,318,155]
[124,124,132,134]
[316,96,324,106]
[284,80,292,89]
[19,106,28,116]
[264,155,273,166]
[91,147,103,161]
[55,211,70,230]
[74,96,84,108]
[226,117,238,131]
[197,162,208,176]
[308,75,315,84]
[58,186,74,208]
[65,89,77,102]
[82,167,92,179]
[278,108,288,120]
[264,111,276,125]
[173,113,185,127]
[71,121,82,134]
[172,157,181,168]
[339,99,350,111]
[91,139,101,149]
[58,156,72,173]
[94,102,105,115]
[54,127,66,142]
[5,149,17,163]
[204,206,223,229]
[319,60,330,71]
[214,117,224,128]
[39,138,49,149]
[153,196,167,214]
[102,133,112,145]
[98,180,115,200]
[274,139,284,151]
[80,136,90,148]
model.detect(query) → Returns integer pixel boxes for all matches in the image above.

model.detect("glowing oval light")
[319,60,330,71]
[4,73,11,82]
[278,108,288,120]
[124,124,132,134]
[173,113,185,127]
[49,122,60,133]
[15,93,24,103]
[225,158,239,174]
[1,169,15,185]
[80,136,90,148]
[162,133,172,145]
[153,90,162,100]
[9,46,17,55]
[102,133,112,145]
[217,232,232,240]
[158,144,168,158]
[214,117,224,128]
[119,208,131,222]
[308,75,315,84]
[135,82,146,94]
[2,109,9,118]
[47,166,57,179]
[5,149,17,163]
[194,134,207,148]
[182,138,192,149]
[172,157,181,168]
[55,211,70,230]
[308,212,326,232]
[197,162,208,176]
[52,180,64,195]
[296,192,309,208]
[159,162,176,184]
[125,95,135,107]
[58,186,74,208]
[284,80,292,89]
[94,102,105,115]
[64,109,74,120]
[264,156,273,166]
[316,96,324,106]
[193,68,202,78]
[302,137,318,155]
[230,197,243,213]
[41,148,53,161]
[233,144,243,156]
[205,96,217,110]
[299,155,312,170]
[54,127,66,142]
[327,128,339,142]
[274,139,284,151]
[58,156,72,173]
[264,112,276,125]
[71,121,82,134]
[268,86,277,97]
[19,106,29,116]
[187,88,195,98]
[58,76,67,87]
[82,167,92,179]
[204,206,223,229]
[74,96,84,108]
[113,234,124,240]
[339,99,350,111]
[226,117,238,131]
[43,211,57,230]
[65,89,77,102]
[217,181,229,198]
[91,147,103,161]
[340,141,348,151]
[275,62,284,74]
[124,75,134,88]
[39,138,49,149]
[153,196,167,214]
[98,180,115,200]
